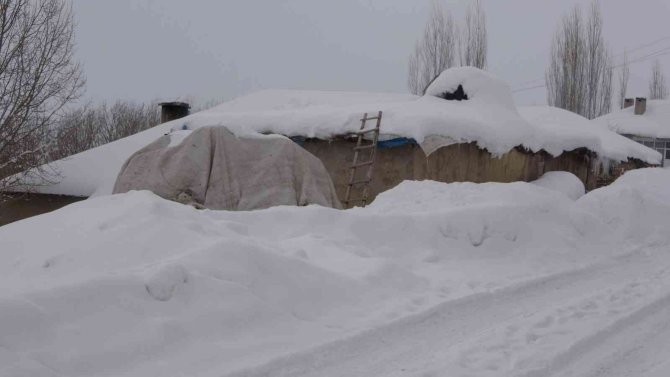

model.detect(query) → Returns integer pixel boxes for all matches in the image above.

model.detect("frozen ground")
[2,169,670,376]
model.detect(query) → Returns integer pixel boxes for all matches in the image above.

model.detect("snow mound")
[3,169,670,376]
[579,168,670,242]
[532,171,585,200]
[424,67,516,110]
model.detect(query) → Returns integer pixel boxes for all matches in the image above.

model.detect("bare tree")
[51,103,98,160]
[51,100,160,161]
[584,1,612,119]
[649,59,668,100]
[459,0,487,69]
[97,101,160,144]
[0,0,85,194]
[408,1,457,95]
[546,0,613,119]
[617,50,630,109]
[546,7,586,116]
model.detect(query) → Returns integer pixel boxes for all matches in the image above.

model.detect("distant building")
[596,97,670,167]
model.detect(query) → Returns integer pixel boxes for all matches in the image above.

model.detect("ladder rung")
[348,179,371,186]
[354,144,376,151]
[350,161,374,169]
[361,116,380,121]
[356,128,378,135]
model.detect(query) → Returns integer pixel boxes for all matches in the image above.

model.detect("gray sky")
[72,0,670,107]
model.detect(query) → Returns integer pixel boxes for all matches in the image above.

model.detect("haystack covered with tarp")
[113,127,341,210]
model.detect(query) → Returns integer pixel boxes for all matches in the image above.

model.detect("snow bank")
[579,168,670,242]
[595,100,670,139]
[532,171,585,200]
[4,169,670,376]
[16,68,660,197]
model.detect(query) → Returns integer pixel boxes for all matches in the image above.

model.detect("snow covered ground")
[2,168,670,377]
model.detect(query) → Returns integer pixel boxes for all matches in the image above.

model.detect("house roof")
[595,100,670,139]
[14,68,660,197]
[519,106,661,165]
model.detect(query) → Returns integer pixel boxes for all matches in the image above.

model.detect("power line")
[512,36,670,93]
[613,36,670,59]
[512,47,670,93]
[512,84,546,93]
[619,47,670,67]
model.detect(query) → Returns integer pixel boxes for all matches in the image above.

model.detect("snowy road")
[3,169,670,377]
[226,245,670,377]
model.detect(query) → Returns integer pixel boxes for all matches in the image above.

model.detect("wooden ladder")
[343,111,382,208]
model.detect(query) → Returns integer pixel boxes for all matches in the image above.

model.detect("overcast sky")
[71,0,670,107]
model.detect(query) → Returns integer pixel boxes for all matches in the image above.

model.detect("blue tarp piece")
[288,136,416,149]
[290,136,306,146]
[377,137,417,149]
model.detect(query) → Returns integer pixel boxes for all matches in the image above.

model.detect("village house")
[596,97,670,168]
[1,68,661,225]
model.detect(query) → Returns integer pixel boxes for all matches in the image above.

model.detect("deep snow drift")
[2,169,670,377]
[14,67,660,197]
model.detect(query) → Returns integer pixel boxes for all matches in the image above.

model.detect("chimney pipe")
[159,102,190,124]
[634,97,647,115]
[623,98,634,109]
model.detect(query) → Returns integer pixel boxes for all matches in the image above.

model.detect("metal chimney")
[623,98,634,109]
[634,97,647,115]
[159,102,191,123]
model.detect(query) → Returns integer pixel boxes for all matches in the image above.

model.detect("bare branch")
[546,0,612,119]
[617,50,629,109]
[407,1,457,95]
[459,0,487,69]
[0,0,85,194]
[649,59,668,100]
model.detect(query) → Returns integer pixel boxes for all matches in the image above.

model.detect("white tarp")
[113,126,341,210]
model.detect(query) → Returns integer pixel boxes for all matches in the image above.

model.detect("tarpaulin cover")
[113,127,342,210]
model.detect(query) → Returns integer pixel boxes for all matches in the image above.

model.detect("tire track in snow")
[549,285,670,377]
[223,247,670,377]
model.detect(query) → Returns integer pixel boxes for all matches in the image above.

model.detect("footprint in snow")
[144,264,189,302]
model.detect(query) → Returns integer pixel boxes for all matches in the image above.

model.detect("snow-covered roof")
[595,100,670,138]
[519,105,662,165]
[198,68,536,156]
[16,67,660,197]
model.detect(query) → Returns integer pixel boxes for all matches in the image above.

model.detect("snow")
[3,168,670,376]
[424,66,517,110]
[532,171,585,200]
[595,100,670,139]
[14,68,660,197]
[519,105,662,165]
